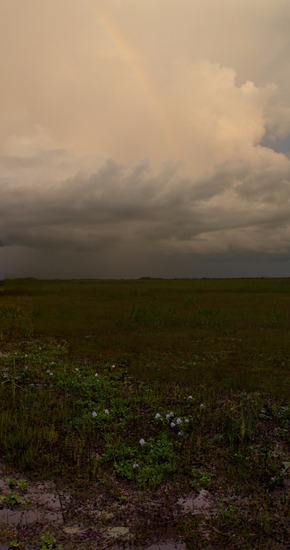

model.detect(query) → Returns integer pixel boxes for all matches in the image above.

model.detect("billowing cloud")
[1,144,290,260]
[1,0,290,277]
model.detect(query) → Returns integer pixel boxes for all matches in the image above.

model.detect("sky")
[1,0,290,279]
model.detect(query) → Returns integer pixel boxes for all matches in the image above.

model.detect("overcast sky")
[1,0,290,279]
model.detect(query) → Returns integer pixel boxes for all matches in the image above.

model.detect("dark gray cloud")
[1,151,290,271]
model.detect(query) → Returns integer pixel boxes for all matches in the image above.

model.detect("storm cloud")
[1,0,290,278]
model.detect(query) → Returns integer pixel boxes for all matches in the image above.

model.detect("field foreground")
[0,279,289,549]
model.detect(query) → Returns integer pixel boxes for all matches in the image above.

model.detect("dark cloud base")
[2,245,290,280]
[1,150,290,279]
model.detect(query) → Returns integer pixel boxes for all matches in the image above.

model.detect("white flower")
[139,438,146,446]
[112,364,115,369]
[104,409,109,414]
[188,395,193,400]
[170,422,175,428]
[133,463,139,469]
[184,418,189,424]
[200,403,204,409]
[94,373,98,377]
[155,413,161,419]
[166,411,174,420]
[75,368,79,372]
[92,411,97,418]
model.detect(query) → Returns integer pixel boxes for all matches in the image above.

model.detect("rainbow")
[99,13,180,160]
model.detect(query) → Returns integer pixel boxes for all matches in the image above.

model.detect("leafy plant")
[5,493,22,507]
[8,541,20,549]
[220,504,239,523]
[190,468,212,490]
[41,532,63,550]
[18,479,28,493]
[5,477,28,493]
[6,477,17,489]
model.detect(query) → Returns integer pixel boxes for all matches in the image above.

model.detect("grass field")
[3,277,290,395]
[0,278,289,549]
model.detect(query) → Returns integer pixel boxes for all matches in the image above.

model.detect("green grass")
[3,277,290,395]
[0,278,289,548]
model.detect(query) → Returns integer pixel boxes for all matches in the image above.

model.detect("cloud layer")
[1,0,290,277]
[1,143,290,257]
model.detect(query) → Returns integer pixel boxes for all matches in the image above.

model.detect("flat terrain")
[0,278,289,549]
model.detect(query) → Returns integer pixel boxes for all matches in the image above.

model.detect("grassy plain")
[0,278,289,549]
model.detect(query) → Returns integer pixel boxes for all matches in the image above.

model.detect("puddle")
[93,510,114,520]
[177,489,215,516]
[145,543,186,550]
[105,526,132,540]
[0,477,65,527]
[0,507,61,525]
[0,465,212,549]
[63,526,84,535]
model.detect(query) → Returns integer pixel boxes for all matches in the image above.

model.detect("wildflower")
[200,403,204,409]
[178,431,183,437]
[75,368,79,372]
[51,361,55,365]
[155,413,161,419]
[139,438,146,446]
[104,409,109,414]
[170,422,175,428]
[112,364,115,369]
[166,412,174,420]
[133,463,139,469]
[176,418,182,424]
[92,411,97,418]
[94,373,98,377]
[184,418,189,424]
[188,395,193,400]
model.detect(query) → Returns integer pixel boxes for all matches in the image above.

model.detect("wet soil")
[0,461,217,549]
[1,464,289,549]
